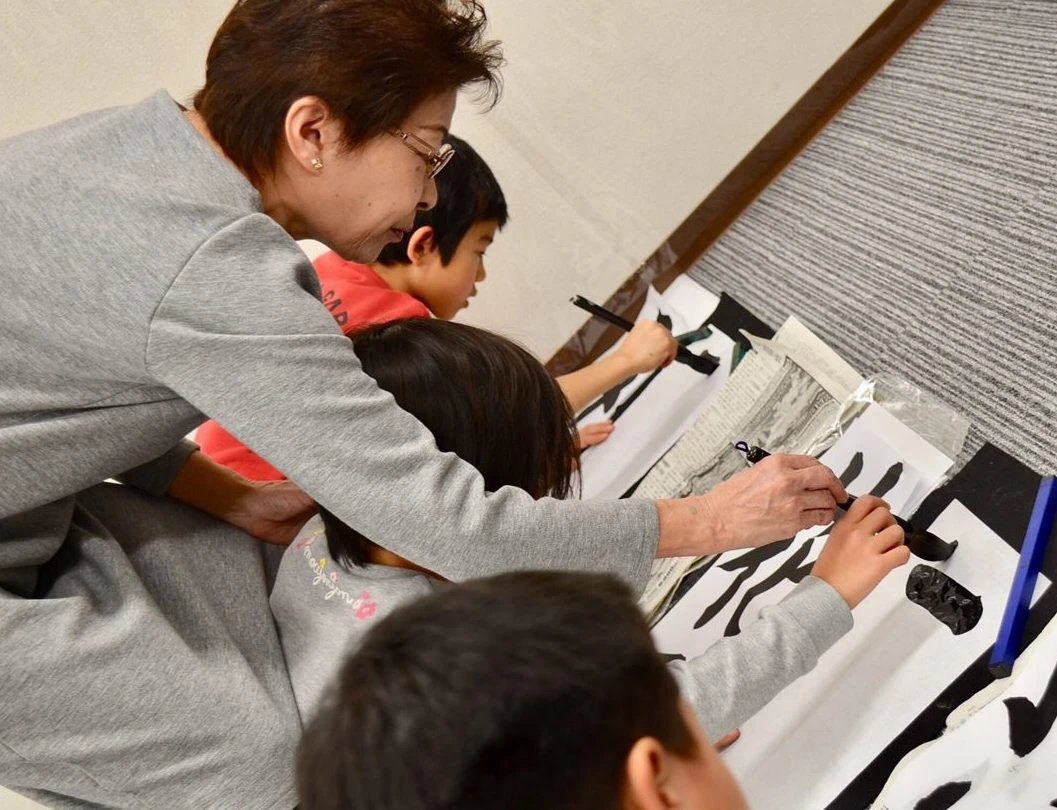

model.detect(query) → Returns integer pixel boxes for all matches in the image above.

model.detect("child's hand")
[615,320,678,375]
[576,421,615,449]
[810,495,910,608]
[715,728,741,750]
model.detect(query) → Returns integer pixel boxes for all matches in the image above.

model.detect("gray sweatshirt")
[0,484,304,810]
[272,516,852,740]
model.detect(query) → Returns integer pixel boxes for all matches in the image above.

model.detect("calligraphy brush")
[735,442,958,562]
[570,295,720,375]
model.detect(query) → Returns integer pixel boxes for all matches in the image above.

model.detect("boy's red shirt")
[195,251,431,481]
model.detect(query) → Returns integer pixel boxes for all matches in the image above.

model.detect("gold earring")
[311,157,324,171]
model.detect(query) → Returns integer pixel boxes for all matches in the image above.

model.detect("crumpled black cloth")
[905,564,983,635]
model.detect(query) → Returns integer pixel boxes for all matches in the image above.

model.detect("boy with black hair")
[321,133,678,423]
[197,135,676,479]
[297,569,749,810]
[318,133,508,326]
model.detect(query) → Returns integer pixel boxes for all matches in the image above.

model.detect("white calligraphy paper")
[575,277,733,500]
[653,411,1047,810]
[873,608,1057,809]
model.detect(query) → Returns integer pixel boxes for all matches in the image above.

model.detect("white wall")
[0,1,230,133]
[446,0,893,357]
[0,792,41,810]
[2,0,890,361]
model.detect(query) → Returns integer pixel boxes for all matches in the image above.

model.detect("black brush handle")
[841,493,907,531]
[570,295,719,375]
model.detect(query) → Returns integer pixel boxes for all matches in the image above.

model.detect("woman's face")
[276,91,458,264]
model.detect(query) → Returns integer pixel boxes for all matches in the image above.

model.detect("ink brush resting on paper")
[734,441,959,562]
[569,294,720,375]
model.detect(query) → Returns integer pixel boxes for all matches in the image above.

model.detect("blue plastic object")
[988,476,1057,678]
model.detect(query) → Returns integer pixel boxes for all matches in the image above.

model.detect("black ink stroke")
[912,781,972,810]
[577,373,640,421]
[722,539,815,637]
[692,540,795,629]
[577,312,676,423]
[1004,655,1057,757]
[691,450,883,634]
[843,451,864,488]
[869,461,903,500]
[609,367,664,422]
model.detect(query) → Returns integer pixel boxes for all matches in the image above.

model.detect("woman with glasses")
[0,0,847,806]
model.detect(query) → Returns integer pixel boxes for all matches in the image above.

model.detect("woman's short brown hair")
[193,0,502,181]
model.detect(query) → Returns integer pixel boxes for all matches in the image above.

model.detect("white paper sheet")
[652,425,1046,810]
[851,404,954,515]
[575,277,733,501]
[652,409,931,659]
[872,608,1057,810]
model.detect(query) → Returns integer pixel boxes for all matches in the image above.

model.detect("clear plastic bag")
[807,372,970,468]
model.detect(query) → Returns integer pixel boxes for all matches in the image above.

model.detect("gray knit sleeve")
[143,216,659,588]
[669,575,853,740]
[114,439,199,496]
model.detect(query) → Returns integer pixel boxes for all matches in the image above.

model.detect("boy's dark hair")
[297,570,697,810]
[375,134,508,266]
[319,318,577,568]
[193,0,502,182]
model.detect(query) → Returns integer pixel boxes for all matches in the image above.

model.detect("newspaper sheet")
[635,316,864,621]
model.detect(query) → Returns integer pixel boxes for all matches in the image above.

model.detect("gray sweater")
[272,516,852,740]
[0,90,657,582]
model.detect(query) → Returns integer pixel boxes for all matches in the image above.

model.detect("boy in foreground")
[297,569,750,810]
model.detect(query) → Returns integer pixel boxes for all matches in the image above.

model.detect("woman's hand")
[811,495,910,608]
[655,454,849,556]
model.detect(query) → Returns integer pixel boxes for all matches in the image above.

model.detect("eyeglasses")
[392,130,455,180]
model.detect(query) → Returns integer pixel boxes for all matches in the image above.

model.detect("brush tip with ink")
[898,520,958,562]
[904,527,958,562]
